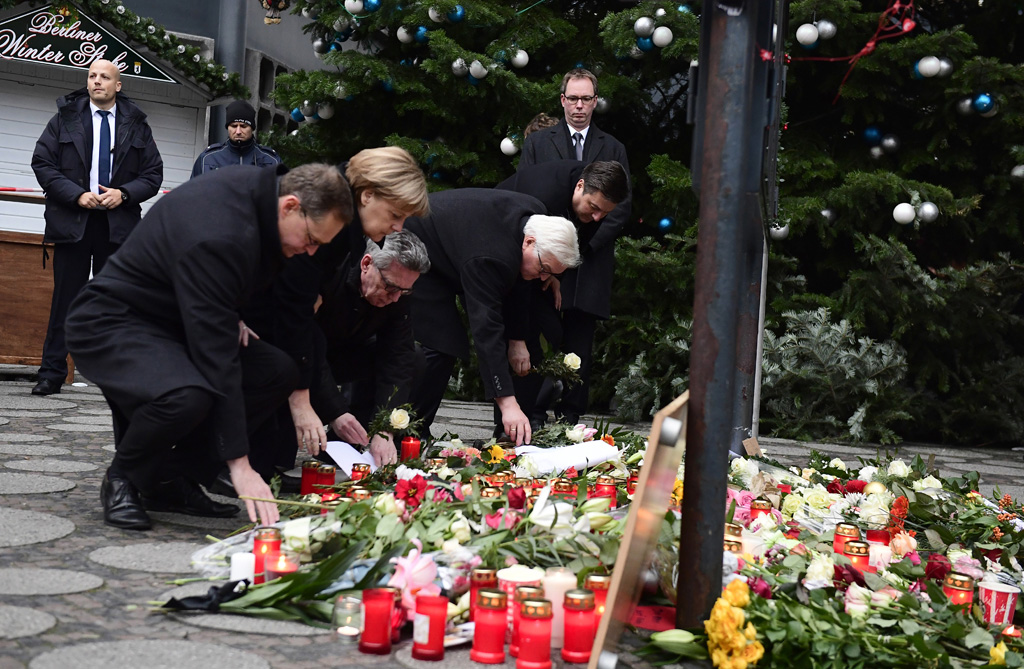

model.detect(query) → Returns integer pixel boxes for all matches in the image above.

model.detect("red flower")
[925,553,951,581]
[507,487,527,510]
[431,487,452,503]
[833,563,866,589]
[827,479,847,495]
[891,496,909,518]
[844,480,867,494]
[749,577,772,599]
[396,475,428,509]
[564,467,579,479]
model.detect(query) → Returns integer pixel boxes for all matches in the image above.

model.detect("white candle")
[543,566,577,649]
[230,552,256,582]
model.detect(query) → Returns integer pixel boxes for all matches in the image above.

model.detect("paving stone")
[0,507,75,547]
[88,542,206,574]
[4,459,98,473]
[60,416,113,426]
[394,646,491,669]
[938,462,1021,476]
[0,568,103,595]
[0,396,75,410]
[75,408,112,416]
[101,444,116,453]
[0,417,8,426]
[0,472,76,494]
[0,410,62,418]
[0,433,54,442]
[0,443,71,457]
[45,423,111,432]
[174,613,331,636]
[147,510,244,531]
[28,640,271,669]
[0,605,57,639]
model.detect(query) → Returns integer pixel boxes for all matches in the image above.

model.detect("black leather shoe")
[31,378,62,396]
[204,470,237,499]
[143,477,239,518]
[101,473,152,530]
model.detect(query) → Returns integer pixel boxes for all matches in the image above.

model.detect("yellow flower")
[991,641,1008,666]
[484,444,505,464]
[722,580,750,608]
[742,640,764,664]
[744,623,757,641]
[671,479,685,505]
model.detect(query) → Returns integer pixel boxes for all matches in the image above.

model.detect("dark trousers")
[410,344,456,436]
[40,213,118,381]
[556,310,597,423]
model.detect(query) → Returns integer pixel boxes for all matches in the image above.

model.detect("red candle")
[349,486,372,501]
[510,585,544,657]
[469,567,498,622]
[776,484,792,494]
[516,599,553,669]
[561,589,596,664]
[351,463,371,482]
[942,572,975,607]
[320,492,340,516]
[317,463,336,491]
[411,594,448,661]
[385,587,404,643]
[401,436,421,461]
[470,589,508,664]
[252,527,281,585]
[264,551,299,580]
[844,540,873,574]
[584,574,611,621]
[359,589,395,655]
[300,460,320,495]
[1003,625,1022,639]
[865,528,891,546]
[595,475,617,508]
[833,523,860,556]
[749,499,772,522]
[626,469,639,495]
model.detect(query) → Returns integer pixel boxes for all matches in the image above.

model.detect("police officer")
[190,101,280,177]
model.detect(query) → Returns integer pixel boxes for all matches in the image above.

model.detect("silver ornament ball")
[880,134,900,154]
[299,100,316,117]
[769,224,790,241]
[870,146,885,159]
[511,49,529,69]
[821,208,837,223]
[634,16,656,38]
[979,104,999,118]
[116,4,125,14]
[469,60,488,79]
[937,57,954,78]
[595,96,609,114]
[396,26,414,43]
[917,55,941,77]
[796,23,818,45]
[655,8,667,17]
[317,102,335,119]
[652,26,674,47]
[1011,165,1024,182]
[344,0,364,15]
[815,19,837,40]
[451,58,469,76]
[428,6,445,23]
[956,97,975,115]
[500,137,518,156]
[312,38,328,54]
[334,17,351,32]
[918,202,939,223]
[333,82,347,98]
[629,45,644,60]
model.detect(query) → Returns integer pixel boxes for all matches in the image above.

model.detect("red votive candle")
[469,567,498,622]
[776,484,792,494]
[401,436,421,461]
[844,540,873,574]
[320,492,340,515]
[317,463,336,491]
[384,587,403,643]
[561,589,596,664]
[300,460,320,495]
[349,486,372,501]
[942,572,975,607]
[411,594,448,661]
[626,469,639,495]
[584,574,611,622]
[833,523,860,556]
[516,599,553,669]
[351,463,371,482]
[865,528,891,546]
[252,527,281,585]
[470,589,508,664]
[1003,625,1022,639]
[595,475,617,508]
[749,499,772,522]
[510,585,544,657]
[264,551,299,581]
[359,588,396,655]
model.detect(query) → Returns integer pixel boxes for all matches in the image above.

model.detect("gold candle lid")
[583,574,611,591]
[302,460,320,470]
[481,487,502,498]
[628,468,640,478]
[514,478,533,488]
[323,499,344,512]
[471,567,498,583]
[724,539,743,553]
[349,487,372,501]
[254,526,281,541]
[563,589,595,611]
[520,599,553,619]
[843,540,870,557]
[476,588,507,609]
[750,499,772,511]
[428,458,447,468]
[317,463,336,474]
[493,471,514,483]
[835,523,860,538]
[724,522,743,538]
[596,475,616,486]
[553,481,574,494]
[944,572,974,591]
[352,463,371,473]
[515,585,545,601]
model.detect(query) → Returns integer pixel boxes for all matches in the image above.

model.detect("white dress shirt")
[89,101,116,195]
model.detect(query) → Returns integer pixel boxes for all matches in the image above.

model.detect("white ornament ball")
[870,146,885,159]
[821,208,837,223]
[917,56,941,78]
[344,0,364,15]
[396,26,414,43]
[634,16,656,38]
[317,102,335,119]
[655,7,667,17]
[299,100,316,117]
[451,58,469,76]
[956,97,975,115]
[511,49,529,68]
[334,17,351,32]
[595,96,609,114]
[1011,165,1024,181]
[333,83,347,98]
[469,60,488,79]
[918,201,939,223]
[652,26,674,47]
[796,23,818,45]
[769,223,790,241]
[893,202,916,224]
[500,137,518,156]
[937,57,954,78]
[429,6,445,22]
[880,134,900,153]
[815,19,837,40]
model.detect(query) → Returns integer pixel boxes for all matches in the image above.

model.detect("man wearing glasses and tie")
[518,68,631,426]
[30,59,163,397]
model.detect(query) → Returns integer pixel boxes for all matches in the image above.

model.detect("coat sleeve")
[518,133,539,169]
[31,115,88,207]
[172,239,252,461]
[120,122,163,204]
[586,144,631,253]
[460,256,516,399]
[190,153,205,179]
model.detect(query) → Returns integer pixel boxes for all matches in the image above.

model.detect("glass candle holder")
[401,436,421,461]
[833,523,860,555]
[561,589,596,664]
[750,499,772,521]
[498,565,544,645]
[865,528,891,546]
[351,463,371,482]
[264,550,299,581]
[470,589,508,664]
[333,595,362,644]
[252,526,281,585]
[583,573,611,621]
[724,539,743,554]
[595,475,617,508]
[320,491,340,515]
[510,585,545,656]
[844,540,872,574]
[316,463,336,491]
[516,599,553,669]
[532,478,546,489]
[469,567,498,622]
[411,593,448,661]
[481,486,503,499]
[943,572,975,607]
[514,477,533,490]
[358,588,395,655]
[543,567,577,649]
[300,459,320,495]
[626,469,639,495]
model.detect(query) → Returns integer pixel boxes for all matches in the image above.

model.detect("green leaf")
[924,528,948,551]
[843,642,861,658]
[964,625,995,650]
[375,514,400,538]
[899,619,921,635]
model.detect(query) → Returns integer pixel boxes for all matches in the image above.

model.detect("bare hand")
[507,339,531,377]
[227,456,279,525]
[77,191,101,209]
[238,320,260,347]
[496,396,531,446]
[368,433,397,467]
[330,412,369,446]
[97,185,123,210]
[543,276,562,310]
[288,390,327,456]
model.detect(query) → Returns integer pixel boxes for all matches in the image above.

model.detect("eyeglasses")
[536,248,564,279]
[375,264,414,296]
[301,207,327,247]
[563,95,596,104]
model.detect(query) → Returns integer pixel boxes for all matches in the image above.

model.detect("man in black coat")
[190,100,281,177]
[65,163,352,531]
[518,68,632,424]
[30,59,163,396]
[406,189,580,446]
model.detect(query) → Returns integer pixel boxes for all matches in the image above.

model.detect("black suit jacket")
[405,189,548,399]
[66,165,284,462]
[518,121,630,319]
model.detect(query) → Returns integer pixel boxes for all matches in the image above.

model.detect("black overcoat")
[518,121,631,319]
[31,88,163,244]
[65,165,284,462]
[404,189,547,400]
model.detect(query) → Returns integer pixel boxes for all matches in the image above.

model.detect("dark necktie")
[573,131,584,161]
[98,110,111,189]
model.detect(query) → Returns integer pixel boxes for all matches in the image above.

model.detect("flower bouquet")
[531,351,583,387]
[366,403,423,441]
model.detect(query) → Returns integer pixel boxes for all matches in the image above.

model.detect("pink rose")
[890,531,917,558]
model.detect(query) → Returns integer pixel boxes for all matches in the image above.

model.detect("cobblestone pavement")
[0,365,1020,668]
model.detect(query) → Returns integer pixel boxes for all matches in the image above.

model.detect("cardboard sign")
[742,437,762,457]
[629,605,678,632]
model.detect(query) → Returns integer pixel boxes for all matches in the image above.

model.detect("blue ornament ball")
[381,79,394,92]
[430,171,443,181]
[414,26,429,43]
[447,4,465,22]
[363,0,381,12]
[911,62,923,79]
[636,36,654,52]
[973,93,994,113]
[575,61,586,69]
[495,49,508,63]
[799,39,818,50]
[466,74,479,86]
[290,108,305,122]
[658,217,674,230]
[329,41,341,51]
[862,125,882,146]
[678,4,691,12]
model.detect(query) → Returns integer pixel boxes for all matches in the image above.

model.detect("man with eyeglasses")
[518,68,632,426]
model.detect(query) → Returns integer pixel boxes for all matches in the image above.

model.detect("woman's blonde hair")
[345,146,430,217]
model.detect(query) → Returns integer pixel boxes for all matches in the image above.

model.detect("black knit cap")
[225,100,256,128]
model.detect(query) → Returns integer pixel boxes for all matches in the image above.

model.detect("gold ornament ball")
[863,481,887,495]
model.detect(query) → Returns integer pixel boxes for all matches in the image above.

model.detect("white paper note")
[324,441,377,477]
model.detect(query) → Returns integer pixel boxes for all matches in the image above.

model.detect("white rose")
[912,475,942,491]
[389,408,411,430]
[563,352,582,371]
[858,465,878,482]
[395,464,429,480]
[858,491,894,525]
[801,468,818,481]
[374,493,400,515]
[886,459,911,477]
[828,458,848,472]
[565,426,585,443]
[449,513,472,544]
[803,554,835,588]
[450,438,464,449]
[781,493,805,518]
[803,486,833,509]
